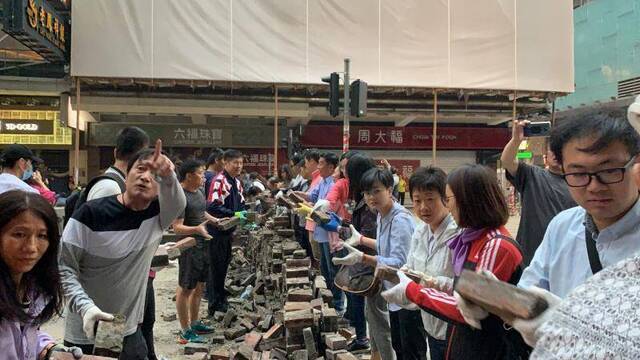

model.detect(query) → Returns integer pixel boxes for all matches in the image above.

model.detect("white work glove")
[454,291,489,330]
[381,271,418,310]
[511,287,562,347]
[332,243,363,266]
[422,276,454,294]
[312,199,330,213]
[627,95,640,133]
[47,344,84,359]
[454,270,498,329]
[345,225,362,247]
[82,305,114,340]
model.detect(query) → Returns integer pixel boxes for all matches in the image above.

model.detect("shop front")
[88,122,287,179]
[300,124,510,175]
[0,109,73,193]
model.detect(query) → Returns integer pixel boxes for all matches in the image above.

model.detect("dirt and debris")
[43,200,370,359]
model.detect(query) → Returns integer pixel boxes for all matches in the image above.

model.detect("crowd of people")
[2,98,640,359]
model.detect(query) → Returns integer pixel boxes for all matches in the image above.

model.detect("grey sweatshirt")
[59,173,186,344]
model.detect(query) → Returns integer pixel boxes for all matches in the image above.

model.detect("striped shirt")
[59,173,185,344]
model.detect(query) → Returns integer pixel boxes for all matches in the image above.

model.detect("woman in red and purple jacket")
[383,164,528,359]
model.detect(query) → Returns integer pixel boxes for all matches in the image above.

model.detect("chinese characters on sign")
[172,127,223,146]
[26,0,66,52]
[303,125,510,150]
[243,149,287,176]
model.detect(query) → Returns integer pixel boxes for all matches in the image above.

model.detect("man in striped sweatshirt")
[59,141,186,358]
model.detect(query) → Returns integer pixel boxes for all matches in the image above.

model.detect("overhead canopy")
[71,0,573,93]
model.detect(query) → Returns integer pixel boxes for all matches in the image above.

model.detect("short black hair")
[126,149,155,174]
[115,127,150,162]
[246,186,262,197]
[360,167,394,192]
[279,164,292,181]
[223,149,243,162]
[320,152,339,168]
[206,148,224,167]
[249,172,259,180]
[290,153,303,167]
[346,153,377,201]
[178,159,204,182]
[550,112,640,164]
[409,166,447,199]
[304,149,320,163]
[340,150,359,162]
[447,164,508,229]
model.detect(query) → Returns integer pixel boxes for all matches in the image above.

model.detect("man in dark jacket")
[206,149,246,314]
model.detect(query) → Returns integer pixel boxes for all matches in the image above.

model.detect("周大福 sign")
[0,119,54,135]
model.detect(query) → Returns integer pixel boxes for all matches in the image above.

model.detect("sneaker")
[191,320,214,334]
[177,328,206,344]
[347,339,371,353]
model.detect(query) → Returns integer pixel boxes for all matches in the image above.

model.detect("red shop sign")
[242,148,288,176]
[301,125,509,150]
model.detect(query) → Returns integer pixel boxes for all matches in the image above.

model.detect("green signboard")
[517,151,533,159]
[89,122,284,148]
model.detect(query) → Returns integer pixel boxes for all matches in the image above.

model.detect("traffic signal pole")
[343,58,350,152]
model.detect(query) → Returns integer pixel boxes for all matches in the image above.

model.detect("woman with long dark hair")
[0,190,82,359]
[382,164,526,359]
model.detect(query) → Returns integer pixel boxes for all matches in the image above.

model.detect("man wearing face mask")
[0,144,41,194]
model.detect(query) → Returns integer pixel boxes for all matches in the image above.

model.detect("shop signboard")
[89,123,285,148]
[0,119,54,135]
[2,0,68,62]
[301,125,510,150]
[243,148,288,176]
[378,159,421,178]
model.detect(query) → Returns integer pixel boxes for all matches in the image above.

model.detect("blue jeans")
[319,241,345,312]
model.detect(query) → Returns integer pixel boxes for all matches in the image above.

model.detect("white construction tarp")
[71,0,573,92]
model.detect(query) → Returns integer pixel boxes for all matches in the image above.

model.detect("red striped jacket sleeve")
[405,235,522,325]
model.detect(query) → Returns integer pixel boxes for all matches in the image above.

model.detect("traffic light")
[350,79,367,117]
[322,72,340,118]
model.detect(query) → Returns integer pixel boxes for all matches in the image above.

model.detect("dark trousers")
[207,231,232,313]
[294,219,314,260]
[141,276,157,360]
[427,336,448,360]
[390,309,428,360]
[319,242,345,312]
[346,292,367,341]
[399,192,406,205]
[65,327,148,359]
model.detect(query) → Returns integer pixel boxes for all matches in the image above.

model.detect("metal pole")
[74,77,81,185]
[551,97,556,125]
[512,91,517,121]
[274,86,279,176]
[432,90,438,165]
[343,58,350,153]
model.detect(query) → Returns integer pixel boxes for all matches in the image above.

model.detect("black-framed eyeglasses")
[562,155,637,187]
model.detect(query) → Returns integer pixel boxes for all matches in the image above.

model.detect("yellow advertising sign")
[0,110,71,145]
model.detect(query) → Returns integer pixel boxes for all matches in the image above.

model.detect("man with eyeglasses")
[517,112,640,298]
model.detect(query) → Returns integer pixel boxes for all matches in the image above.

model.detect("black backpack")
[63,171,126,226]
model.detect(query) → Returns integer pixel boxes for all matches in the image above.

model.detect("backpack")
[63,171,126,225]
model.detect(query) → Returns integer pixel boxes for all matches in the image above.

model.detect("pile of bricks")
[181,211,370,359]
